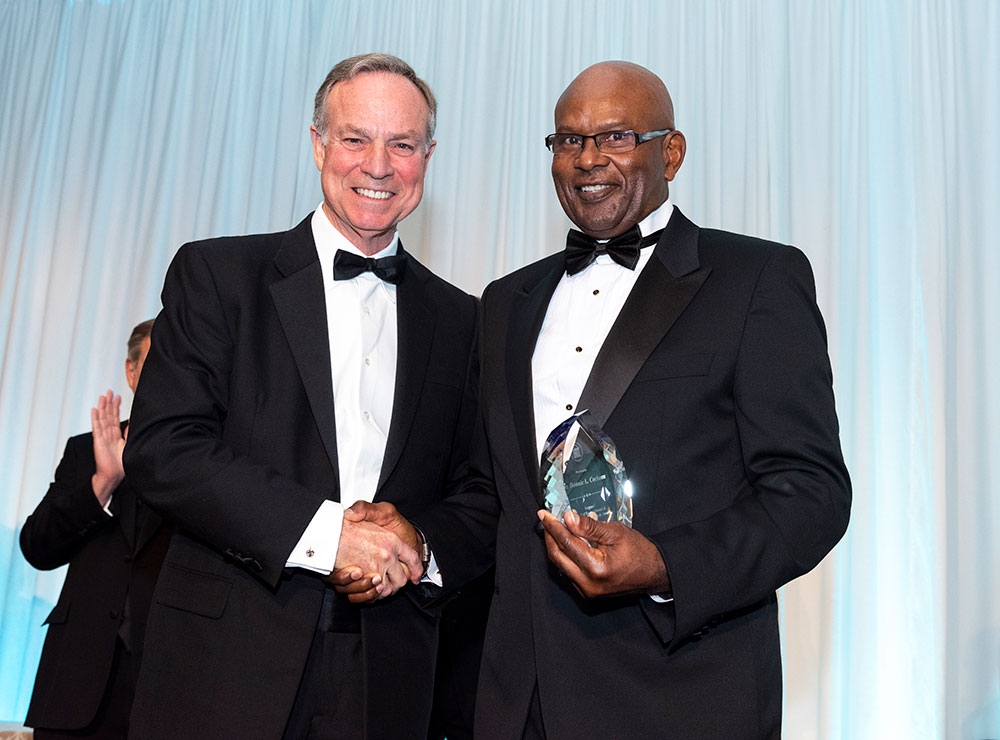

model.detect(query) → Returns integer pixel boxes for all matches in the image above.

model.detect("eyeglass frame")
[544,128,674,154]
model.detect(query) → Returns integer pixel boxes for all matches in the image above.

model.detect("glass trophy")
[540,411,633,528]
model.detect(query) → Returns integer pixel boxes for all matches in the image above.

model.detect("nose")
[361,142,393,179]
[575,137,608,171]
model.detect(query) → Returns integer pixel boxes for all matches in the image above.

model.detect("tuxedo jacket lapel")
[377,244,433,492]
[506,256,564,505]
[269,218,340,494]
[577,209,711,428]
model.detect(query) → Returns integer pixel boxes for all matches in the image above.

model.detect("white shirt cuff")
[649,593,674,604]
[286,499,343,574]
[421,550,443,588]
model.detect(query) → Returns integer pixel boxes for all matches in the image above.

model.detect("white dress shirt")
[286,206,398,573]
[532,201,674,457]
[532,200,675,603]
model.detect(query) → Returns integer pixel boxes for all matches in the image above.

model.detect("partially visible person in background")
[20,319,171,739]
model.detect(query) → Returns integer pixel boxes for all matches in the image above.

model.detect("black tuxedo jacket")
[122,215,480,739]
[20,426,170,731]
[417,209,851,739]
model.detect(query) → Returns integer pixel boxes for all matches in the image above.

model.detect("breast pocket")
[635,351,715,382]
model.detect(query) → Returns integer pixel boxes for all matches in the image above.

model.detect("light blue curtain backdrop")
[1,1,997,737]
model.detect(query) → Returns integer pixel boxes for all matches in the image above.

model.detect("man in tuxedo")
[121,54,482,739]
[347,61,851,738]
[21,319,171,739]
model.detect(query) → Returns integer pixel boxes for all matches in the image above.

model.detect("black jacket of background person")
[20,424,170,731]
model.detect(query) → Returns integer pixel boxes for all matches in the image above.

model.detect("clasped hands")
[330,500,670,603]
[328,501,422,604]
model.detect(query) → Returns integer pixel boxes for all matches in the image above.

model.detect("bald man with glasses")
[346,60,851,739]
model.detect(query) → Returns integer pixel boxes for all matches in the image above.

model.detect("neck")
[322,203,395,256]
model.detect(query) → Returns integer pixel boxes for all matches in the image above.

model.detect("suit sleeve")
[642,246,851,647]
[20,435,114,571]
[411,288,499,595]
[123,244,323,588]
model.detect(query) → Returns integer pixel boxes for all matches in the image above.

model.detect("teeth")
[580,185,611,192]
[355,188,393,200]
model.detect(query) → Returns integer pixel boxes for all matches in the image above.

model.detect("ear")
[125,358,138,393]
[310,126,326,171]
[423,139,436,166]
[662,130,686,182]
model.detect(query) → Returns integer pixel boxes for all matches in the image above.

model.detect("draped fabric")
[1,1,997,736]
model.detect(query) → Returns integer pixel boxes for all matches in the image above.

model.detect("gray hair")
[313,53,437,147]
[126,319,154,363]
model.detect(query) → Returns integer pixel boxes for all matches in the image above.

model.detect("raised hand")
[537,509,670,599]
[329,501,422,604]
[91,390,125,506]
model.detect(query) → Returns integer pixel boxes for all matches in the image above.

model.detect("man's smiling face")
[550,63,679,239]
[311,71,435,254]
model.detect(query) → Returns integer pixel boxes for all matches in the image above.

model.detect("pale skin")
[309,71,435,256]
[330,501,422,603]
[91,335,149,506]
[310,70,434,596]
[330,514,421,599]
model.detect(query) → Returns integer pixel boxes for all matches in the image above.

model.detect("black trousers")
[281,589,364,740]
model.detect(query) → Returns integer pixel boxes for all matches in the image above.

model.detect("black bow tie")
[564,226,662,275]
[333,249,406,284]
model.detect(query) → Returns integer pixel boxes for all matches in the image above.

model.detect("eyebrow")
[558,122,631,133]
[338,125,422,141]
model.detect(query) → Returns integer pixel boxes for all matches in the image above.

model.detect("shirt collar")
[311,205,399,302]
[310,204,400,264]
[591,199,673,244]
[636,198,674,238]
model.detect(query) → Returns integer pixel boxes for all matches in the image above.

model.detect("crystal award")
[540,411,633,527]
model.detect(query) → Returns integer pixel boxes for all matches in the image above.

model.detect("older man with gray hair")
[124,54,481,739]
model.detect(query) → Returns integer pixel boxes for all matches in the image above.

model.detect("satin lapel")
[377,246,433,493]
[577,209,711,427]
[506,257,564,506]
[269,217,340,488]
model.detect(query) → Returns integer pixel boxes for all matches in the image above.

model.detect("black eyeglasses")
[544,128,673,155]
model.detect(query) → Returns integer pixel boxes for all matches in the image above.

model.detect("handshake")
[326,501,424,604]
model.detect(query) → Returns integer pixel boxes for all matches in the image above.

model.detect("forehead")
[326,72,428,132]
[555,70,659,132]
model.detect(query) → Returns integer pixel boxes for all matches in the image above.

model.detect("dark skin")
[335,62,684,602]
[551,61,686,240]
[537,61,683,598]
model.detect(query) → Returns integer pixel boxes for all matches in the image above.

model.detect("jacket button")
[123,554,132,563]
[109,609,119,619]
